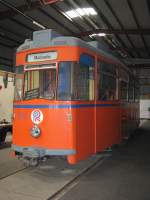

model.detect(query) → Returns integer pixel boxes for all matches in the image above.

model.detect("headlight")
[30,125,41,138]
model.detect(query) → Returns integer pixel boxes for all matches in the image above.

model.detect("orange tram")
[12,29,139,166]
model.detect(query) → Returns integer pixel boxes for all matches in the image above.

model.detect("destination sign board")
[27,51,57,62]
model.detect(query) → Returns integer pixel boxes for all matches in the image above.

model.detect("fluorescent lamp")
[65,8,97,18]
[98,33,106,37]
[76,8,84,16]
[83,8,97,15]
[33,21,46,29]
[65,10,78,18]
[63,12,73,22]
[89,33,107,37]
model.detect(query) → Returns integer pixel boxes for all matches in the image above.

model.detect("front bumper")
[12,145,76,158]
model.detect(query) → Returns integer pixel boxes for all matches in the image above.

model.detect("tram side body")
[12,44,139,165]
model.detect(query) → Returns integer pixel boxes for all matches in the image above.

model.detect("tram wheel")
[30,158,39,167]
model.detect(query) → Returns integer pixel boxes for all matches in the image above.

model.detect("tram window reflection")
[24,69,56,100]
[40,69,56,99]
[98,62,117,101]
[57,61,94,101]
[128,78,134,101]
[120,81,128,100]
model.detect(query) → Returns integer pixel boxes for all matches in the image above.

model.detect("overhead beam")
[10,18,35,32]
[65,0,115,51]
[86,0,133,57]
[0,35,20,44]
[129,64,150,68]
[0,56,13,69]
[0,0,62,21]
[124,58,150,65]
[40,0,63,5]
[0,0,47,30]
[0,42,15,48]
[0,63,13,67]
[65,1,96,33]
[68,0,98,29]
[147,0,150,14]
[24,0,32,8]
[38,8,75,34]
[127,0,150,56]
[51,0,113,53]
[76,28,150,37]
[0,1,42,20]
[0,25,26,39]
[0,56,13,62]
[104,0,140,58]
[111,47,150,53]
[51,3,89,33]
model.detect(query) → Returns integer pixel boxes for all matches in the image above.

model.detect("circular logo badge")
[31,109,43,124]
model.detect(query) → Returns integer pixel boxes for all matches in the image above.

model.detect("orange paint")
[13,45,139,165]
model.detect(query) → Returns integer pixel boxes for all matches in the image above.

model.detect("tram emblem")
[31,109,43,124]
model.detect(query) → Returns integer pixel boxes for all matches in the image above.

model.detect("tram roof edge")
[16,29,130,72]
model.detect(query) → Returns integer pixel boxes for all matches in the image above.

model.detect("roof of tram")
[1,0,150,71]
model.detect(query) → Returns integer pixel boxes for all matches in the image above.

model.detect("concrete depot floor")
[0,121,150,200]
[60,120,150,200]
[0,141,102,200]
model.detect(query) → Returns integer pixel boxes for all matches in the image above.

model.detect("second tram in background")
[12,29,139,165]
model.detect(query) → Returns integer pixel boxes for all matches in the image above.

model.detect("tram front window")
[24,69,56,100]
[14,74,24,101]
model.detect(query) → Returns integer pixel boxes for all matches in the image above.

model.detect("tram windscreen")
[14,61,94,101]
[24,69,56,100]
[14,74,24,101]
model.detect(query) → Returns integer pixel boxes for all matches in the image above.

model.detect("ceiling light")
[65,8,97,18]
[82,8,97,15]
[32,21,46,29]
[63,12,73,22]
[89,33,107,37]
[65,10,79,18]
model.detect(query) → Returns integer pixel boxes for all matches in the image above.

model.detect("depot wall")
[0,45,14,72]
[0,73,15,122]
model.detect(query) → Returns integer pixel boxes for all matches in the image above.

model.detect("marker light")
[30,125,41,138]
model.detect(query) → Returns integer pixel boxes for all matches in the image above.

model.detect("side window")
[57,54,95,101]
[134,80,140,102]
[128,78,134,101]
[120,81,128,100]
[119,69,129,101]
[98,62,117,101]
[57,62,72,100]
[78,54,95,100]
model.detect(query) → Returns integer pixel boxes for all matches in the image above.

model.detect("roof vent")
[33,29,61,48]
[25,39,31,43]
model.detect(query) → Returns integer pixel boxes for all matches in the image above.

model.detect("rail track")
[0,166,27,181]
[0,153,110,200]
[48,156,106,200]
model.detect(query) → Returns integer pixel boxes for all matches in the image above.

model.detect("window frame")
[120,80,129,101]
[57,60,95,101]
[97,60,118,101]
[24,68,57,100]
